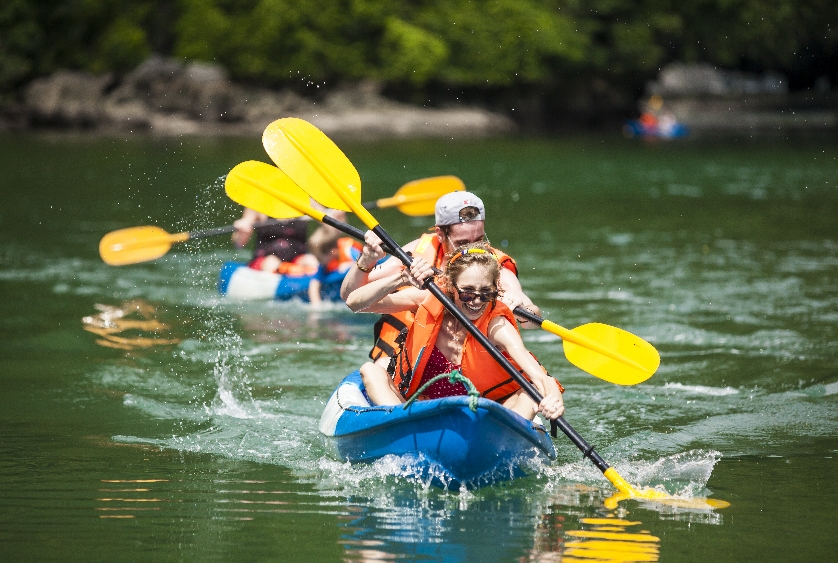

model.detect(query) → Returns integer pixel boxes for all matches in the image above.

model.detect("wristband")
[356,258,373,273]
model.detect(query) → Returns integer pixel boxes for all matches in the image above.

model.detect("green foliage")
[380,17,448,84]
[175,0,379,83]
[0,0,158,91]
[93,17,151,72]
[0,0,835,98]
[416,0,589,85]
[0,0,40,92]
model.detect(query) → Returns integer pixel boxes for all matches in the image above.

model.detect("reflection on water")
[564,515,660,562]
[542,485,662,563]
[96,479,168,519]
[236,309,356,346]
[335,482,675,562]
[82,299,180,349]
[95,476,335,522]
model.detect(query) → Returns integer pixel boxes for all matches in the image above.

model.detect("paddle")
[227,161,393,255]
[512,309,658,385]
[260,117,728,509]
[365,175,465,216]
[99,174,462,266]
[227,160,657,387]
[100,221,287,266]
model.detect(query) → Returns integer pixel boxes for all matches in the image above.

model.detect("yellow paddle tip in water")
[603,489,732,511]
[603,467,730,511]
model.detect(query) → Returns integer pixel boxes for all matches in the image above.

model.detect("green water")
[1,132,836,562]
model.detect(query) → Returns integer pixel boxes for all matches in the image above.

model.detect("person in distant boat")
[232,207,320,275]
[346,243,564,421]
[305,215,363,306]
[340,191,540,367]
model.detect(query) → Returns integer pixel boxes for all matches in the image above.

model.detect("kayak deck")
[217,261,346,301]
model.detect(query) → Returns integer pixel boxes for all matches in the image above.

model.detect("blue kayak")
[623,119,688,139]
[319,371,556,489]
[217,261,348,301]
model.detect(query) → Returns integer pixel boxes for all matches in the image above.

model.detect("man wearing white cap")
[341,191,540,366]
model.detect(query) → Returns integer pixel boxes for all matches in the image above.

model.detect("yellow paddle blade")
[376,176,466,216]
[562,323,660,385]
[99,226,187,266]
[225,161,311,219]
[262,118,361,213]
[602,468,730,510]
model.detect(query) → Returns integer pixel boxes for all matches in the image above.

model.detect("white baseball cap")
[435,191,486,226]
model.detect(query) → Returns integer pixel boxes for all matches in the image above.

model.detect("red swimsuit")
[415,346,467,399]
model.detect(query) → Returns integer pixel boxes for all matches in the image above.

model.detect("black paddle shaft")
[370,226,612,473]
[320,216,398,256]
[187,225,237,239]
[187,219,302,241]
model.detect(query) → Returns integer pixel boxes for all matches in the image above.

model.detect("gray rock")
[324,80,398,111]
[15,56,517,138]
[649,63,788,97]
[239,89,309,123]
[109,55,244,122]
[24,70,113,126]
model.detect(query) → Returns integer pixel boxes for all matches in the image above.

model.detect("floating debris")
[82,300,180,350]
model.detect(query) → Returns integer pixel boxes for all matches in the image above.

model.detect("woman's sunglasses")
[454,285,499,304]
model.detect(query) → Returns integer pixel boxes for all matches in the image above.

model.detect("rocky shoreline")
[644,63,837,135]
[2,57,835,139]
[0,56,515,139]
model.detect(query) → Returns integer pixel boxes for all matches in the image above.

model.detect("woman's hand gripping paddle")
[260,117,728,510]
[227,160,657,387]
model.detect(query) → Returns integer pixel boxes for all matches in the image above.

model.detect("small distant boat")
[623,115,688,139]
[217,262,348,301]
[319,371,556,489]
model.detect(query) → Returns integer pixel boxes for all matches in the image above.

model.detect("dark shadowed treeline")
[2,0,836,122]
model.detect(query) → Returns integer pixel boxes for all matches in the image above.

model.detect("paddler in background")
[234,206,358,275]
[306,213,364,306]
[232,207,320,275]
[346,242,564,421]
[340,191,540,367]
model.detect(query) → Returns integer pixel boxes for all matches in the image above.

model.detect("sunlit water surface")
[1,133,836,561]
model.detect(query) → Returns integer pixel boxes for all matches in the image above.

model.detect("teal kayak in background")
[217,261,348,301]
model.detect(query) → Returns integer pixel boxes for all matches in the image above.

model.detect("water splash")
[663,383,739,396]
[545,449,722,499]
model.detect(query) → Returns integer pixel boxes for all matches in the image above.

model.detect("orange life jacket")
[390,294,530,403]
[324,237,362,273]
[254,254,320,277]
[370,232,518,361]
